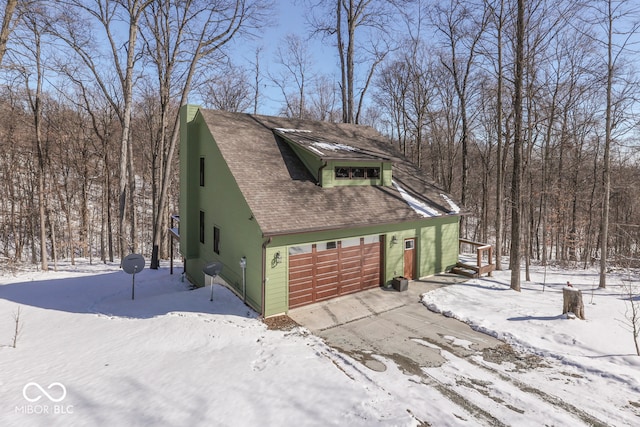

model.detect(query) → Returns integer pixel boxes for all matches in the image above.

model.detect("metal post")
[240,256,247,302]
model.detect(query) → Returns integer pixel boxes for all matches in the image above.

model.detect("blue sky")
[227,1,338,115]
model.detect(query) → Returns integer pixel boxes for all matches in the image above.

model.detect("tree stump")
[563,286,585,320]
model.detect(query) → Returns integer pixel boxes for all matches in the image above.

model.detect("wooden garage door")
[288,236,381,309]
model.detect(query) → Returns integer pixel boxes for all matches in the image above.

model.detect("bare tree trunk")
[599,0,614,288]
[493,0,505,270]
[0,0,17,65]
[127,124,137,254]
[146,0,256,269]
[510,0,524,292]
[22,10,49,271]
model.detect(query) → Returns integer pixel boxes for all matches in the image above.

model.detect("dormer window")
[335,166,380,180]
[367,168,380,179]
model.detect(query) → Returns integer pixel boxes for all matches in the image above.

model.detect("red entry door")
[404,238,416,279]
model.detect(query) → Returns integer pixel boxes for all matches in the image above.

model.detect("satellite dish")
[122,254,145,274]
[203,262,223,301]
[203,262,223,277]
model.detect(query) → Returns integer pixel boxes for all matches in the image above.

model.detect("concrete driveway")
[288,274,504,373]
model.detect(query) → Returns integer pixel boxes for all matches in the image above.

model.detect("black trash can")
[392,276,408,292]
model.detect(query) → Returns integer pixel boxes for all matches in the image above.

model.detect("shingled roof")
[197,109,462,237]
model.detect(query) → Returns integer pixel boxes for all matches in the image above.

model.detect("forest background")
[0,0,639,290]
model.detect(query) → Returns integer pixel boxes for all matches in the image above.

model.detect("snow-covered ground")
[0,260,639,426]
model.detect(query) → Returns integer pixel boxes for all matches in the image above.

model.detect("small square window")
[405,239,415,250]
[366,168,380,179]
[318,241,337,251]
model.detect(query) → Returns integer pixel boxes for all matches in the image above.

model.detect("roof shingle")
[197,109,462,237]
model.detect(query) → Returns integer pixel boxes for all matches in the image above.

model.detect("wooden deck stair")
[451,239,496,279]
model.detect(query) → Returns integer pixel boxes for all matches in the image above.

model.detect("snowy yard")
[0,260,639,426]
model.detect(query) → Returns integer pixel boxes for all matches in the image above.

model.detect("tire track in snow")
[413,336,611,427]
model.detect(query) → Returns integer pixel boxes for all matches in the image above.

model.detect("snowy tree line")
[0,0,639,288]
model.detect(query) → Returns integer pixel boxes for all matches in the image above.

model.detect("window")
[335,167,350,178]
[405,239,415,250]
[199,157,205,186]
[363,235,380,245]
[289,244,312,255]
[334,166,381,180]
[341,237,361,248]
[351,167,365,178]
[213,226,221,254]
[317,241,337,251]
[366,168,380,179]
[199,211,205,243]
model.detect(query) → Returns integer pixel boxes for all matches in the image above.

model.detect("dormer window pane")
[352,167,365,178]
[366,168,380,178]
[335,167,350,178]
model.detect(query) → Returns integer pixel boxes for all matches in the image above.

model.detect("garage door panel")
[340,270,361,281]
[288,237,382,309]
[315,267,337,275]
[316,289,339,301]
[340,258,361,269]
[289,253,313,265]
[339,284,361,295]
[340,247,361,257]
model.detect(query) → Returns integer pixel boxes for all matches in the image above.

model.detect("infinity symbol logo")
[22,382,67,403]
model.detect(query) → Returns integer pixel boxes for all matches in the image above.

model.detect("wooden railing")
[451,239,496,278]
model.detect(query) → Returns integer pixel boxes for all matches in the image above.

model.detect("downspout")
[318,161,327,186]
[261,237,272,317]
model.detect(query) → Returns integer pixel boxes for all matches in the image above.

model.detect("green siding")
[179,105,201,259]
[180,106,264,313]
[264,246,288,317]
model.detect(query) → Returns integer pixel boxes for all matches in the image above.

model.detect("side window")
[199,157,205,186]
[213,226,221,254]
[199,211,205,243]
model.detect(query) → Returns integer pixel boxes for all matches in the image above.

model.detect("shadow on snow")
[0,267,255,320]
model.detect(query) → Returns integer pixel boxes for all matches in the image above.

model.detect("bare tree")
[11,1,52,271]
[483,0,507,270]
[142,0,269,269]
[203,61,253,112]
[306,0,397,124]
[431,0,489,236]
[592,0,640,288]
[509,0,524,291]
[0,0,18,65]
[270,33,315,119]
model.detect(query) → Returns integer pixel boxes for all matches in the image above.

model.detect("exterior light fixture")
[391,235,398,245]
[274,251,282,265]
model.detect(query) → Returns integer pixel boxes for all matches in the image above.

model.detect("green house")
[178,106,462,317]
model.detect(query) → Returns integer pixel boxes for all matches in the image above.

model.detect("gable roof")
[196,108,462,237]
